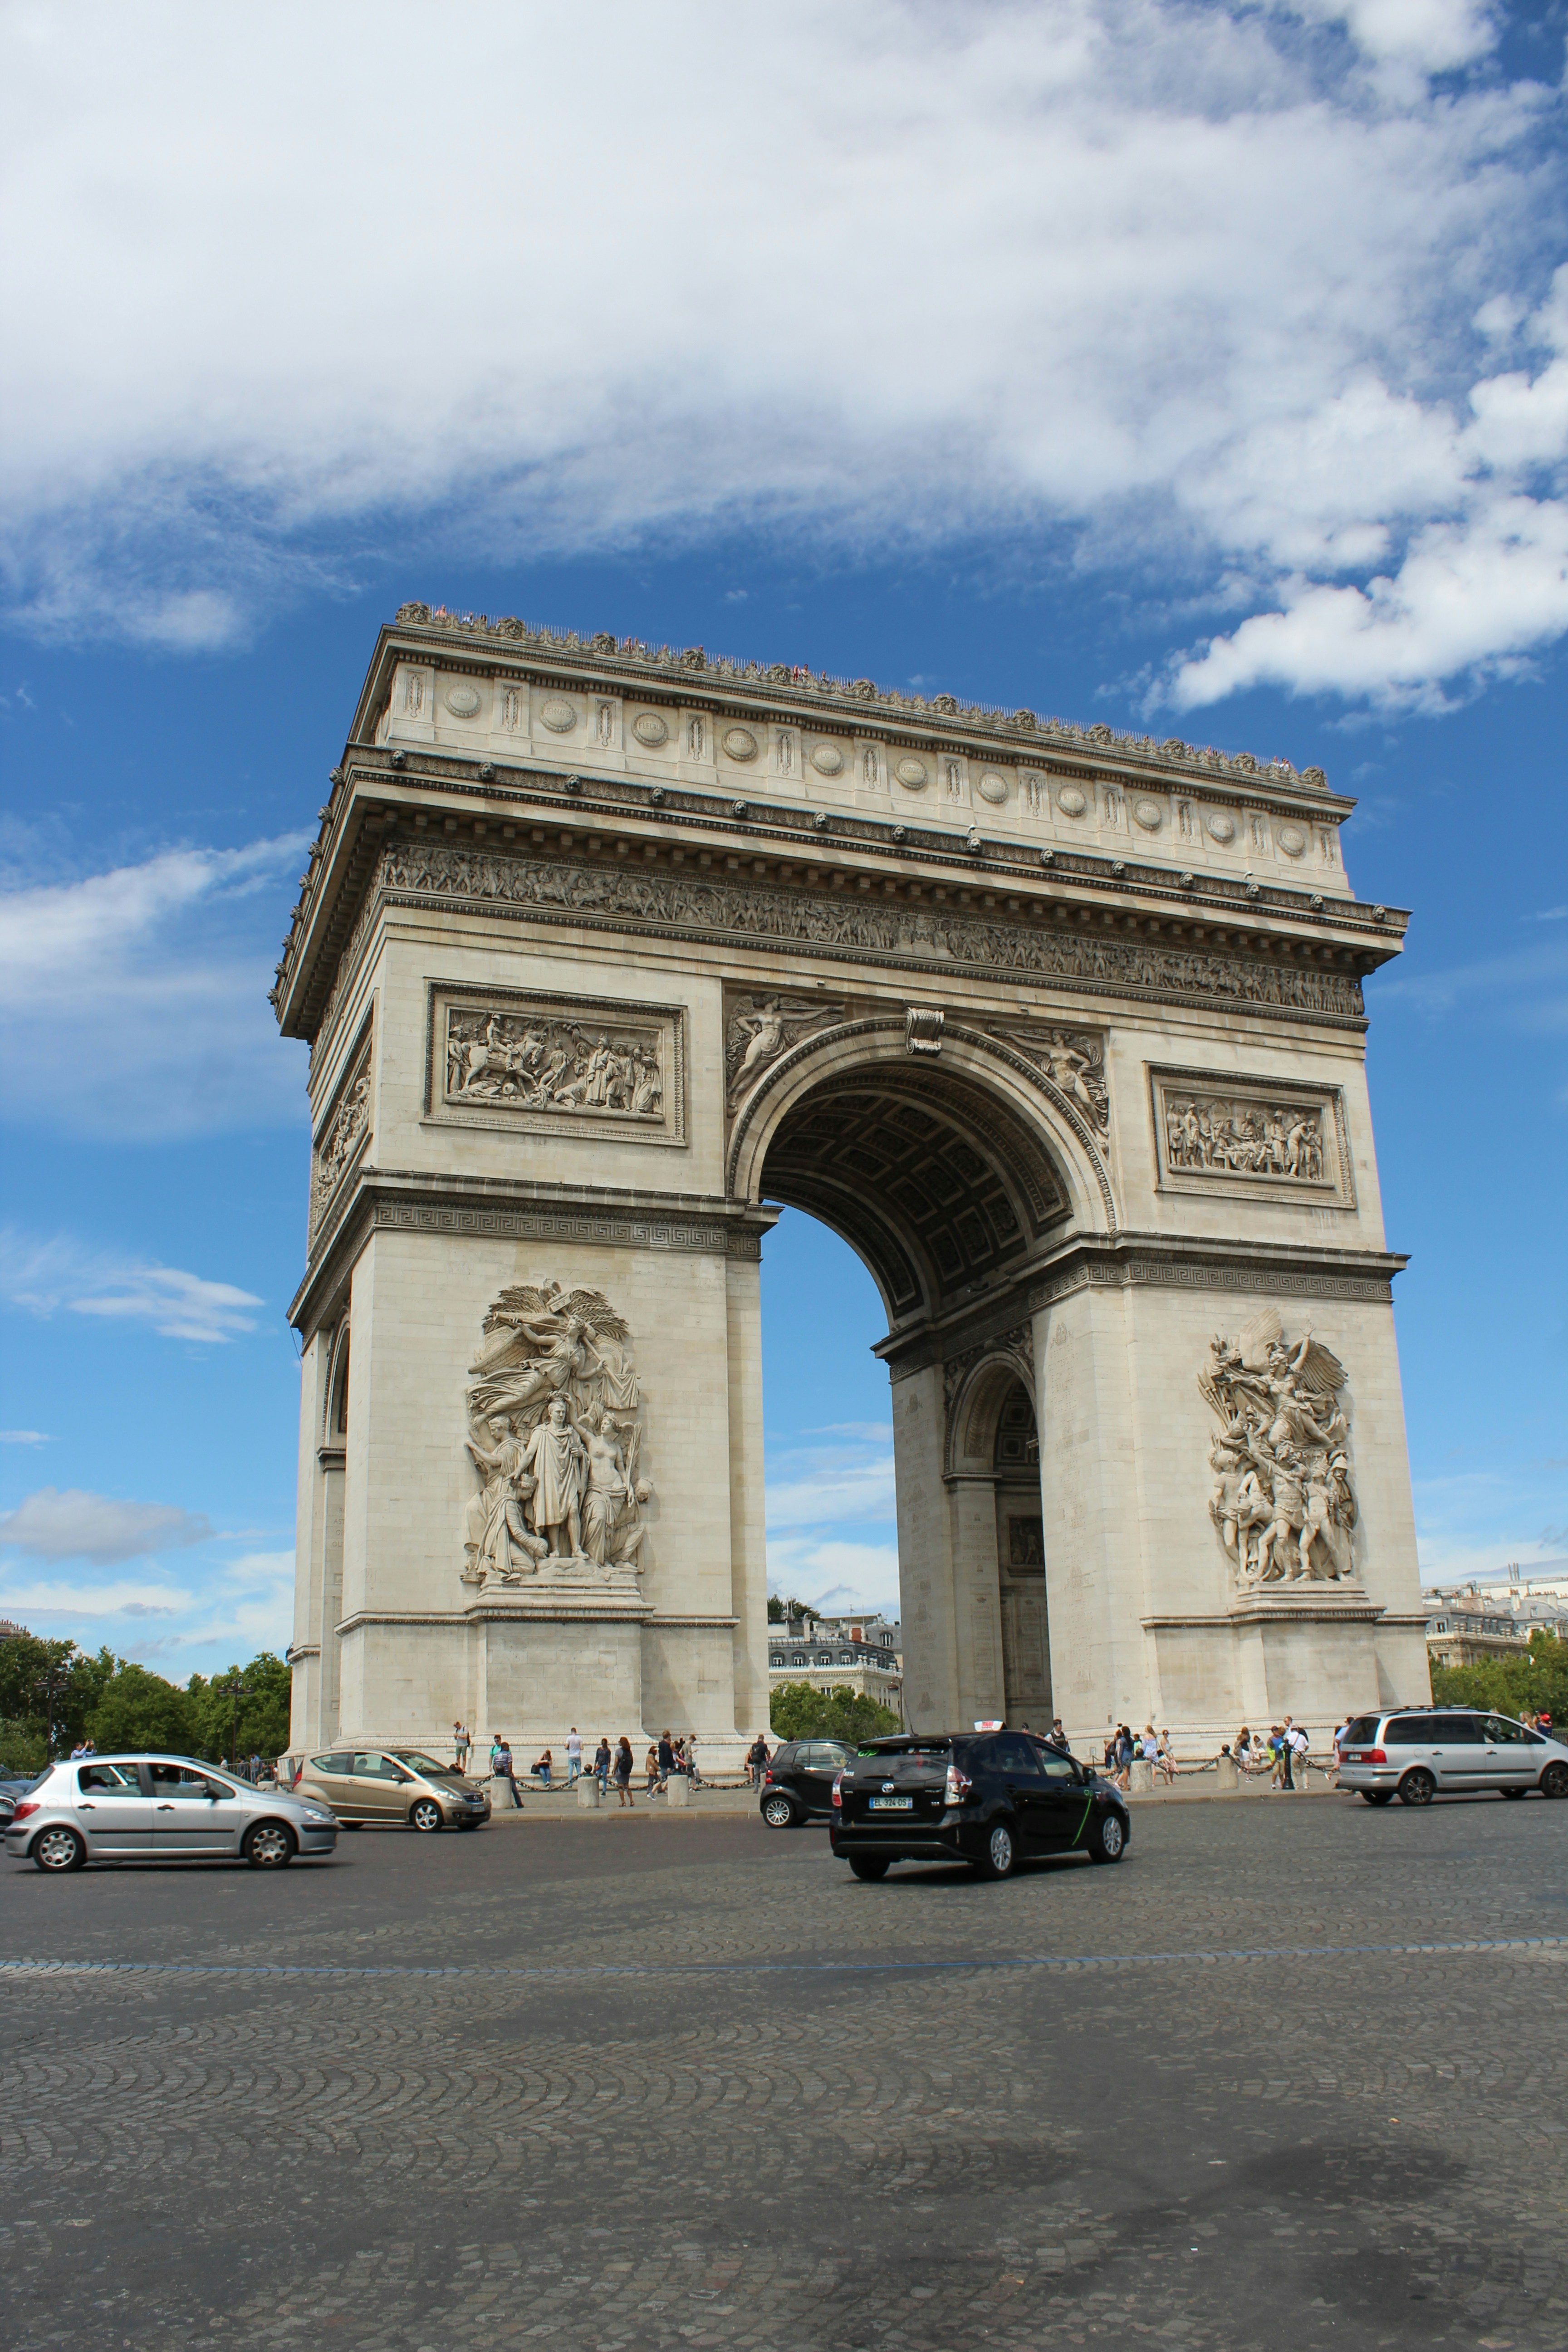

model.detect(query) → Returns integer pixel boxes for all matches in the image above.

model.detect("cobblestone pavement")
[2,1796,1566,2351]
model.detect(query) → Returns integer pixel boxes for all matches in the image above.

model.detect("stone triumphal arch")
[275,608,1429,1767]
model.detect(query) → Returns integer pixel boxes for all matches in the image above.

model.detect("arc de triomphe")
[275,608,1429,1766]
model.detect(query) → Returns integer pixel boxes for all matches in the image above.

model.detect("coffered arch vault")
[727,1021,1109,1328]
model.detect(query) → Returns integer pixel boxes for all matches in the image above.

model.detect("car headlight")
[301,1808,336,1825]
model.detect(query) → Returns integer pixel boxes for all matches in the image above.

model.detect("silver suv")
[1338,1709,1568,1807]
[3,1754,340,1871]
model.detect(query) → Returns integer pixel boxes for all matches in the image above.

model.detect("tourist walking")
[657,1730,676,1794]
[567,1727,583,1785]
[453,1720,470,1772]
[492,1737,522,1809]
[613,1735,634,1807]
[746,1732,770,1788]
[1156,1729,1176,1786]
[644,1742,661,1797]
[1047,1719,1069,1753]
[686,1735,702,1789]
[1286,1719,1308,1788]
[594,1735,612,1796]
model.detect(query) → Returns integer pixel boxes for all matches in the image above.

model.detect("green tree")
[1431,1634,1568,1725]
[769,1680,902,1744]
[766,1594,816,1623]
[88,1662,198,1755]
[186,1653,293,1766]
[0,1631,116,1755]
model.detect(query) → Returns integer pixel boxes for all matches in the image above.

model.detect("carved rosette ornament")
[1199,1308,1361,1593]
[460,1280,652,1591]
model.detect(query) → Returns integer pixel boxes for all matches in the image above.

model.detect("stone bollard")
[1214,1754,1239,1792]
[1129,1759,1154,1793]
[665,1774,690,1808]
[577,1775,602,1810]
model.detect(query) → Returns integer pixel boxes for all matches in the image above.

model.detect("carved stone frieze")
[1199,1307,1361,1591]
[943,1321,1034,1412]
[425,983,686,1147]
[724,990,844,1115]
[461,1278,652,1592]
[346,842,1363,1057]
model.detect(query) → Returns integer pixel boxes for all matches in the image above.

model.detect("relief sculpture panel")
[425,984,686,1147]
[1200,1307,1360,1592]
[310,1029,372,1237]
[724,990,844,1114]
[1150,1066,1352,1205]
[461,1278,651,1593]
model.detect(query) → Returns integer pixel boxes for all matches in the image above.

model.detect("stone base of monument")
[664,1775,689,1808]
[577,1776,602,1809]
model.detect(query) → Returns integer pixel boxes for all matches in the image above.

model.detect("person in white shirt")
[566,1726,583,1785]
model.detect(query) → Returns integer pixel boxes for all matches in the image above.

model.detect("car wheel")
[849,1856,890,1881]
[760,1793,797,1829]
[32,1825,86,1873]
[1540,1762,1568,1799]
[973,1821,1017,1880]
[243,1822,295,1869]
[1361,1791,1394,1805]
[1397,1769,1436,1807]
[1087,1810,1126,1864]
[409,1798,444,1833]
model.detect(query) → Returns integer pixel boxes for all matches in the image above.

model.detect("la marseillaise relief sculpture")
[275,609,1428,1765]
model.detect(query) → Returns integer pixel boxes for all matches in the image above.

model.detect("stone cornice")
[877,1230,1408,1378]
[274,643,1408,1038]
[289,1169,778,1336]
[362,605,1346,802]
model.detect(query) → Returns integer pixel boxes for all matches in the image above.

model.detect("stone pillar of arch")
[271,612,1430,1762]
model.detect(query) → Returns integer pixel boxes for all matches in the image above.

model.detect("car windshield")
[391,1750,460,1776]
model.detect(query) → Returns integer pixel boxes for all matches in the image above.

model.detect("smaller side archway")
[944,1354,1052,1728]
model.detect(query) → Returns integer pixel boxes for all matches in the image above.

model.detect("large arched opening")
[737,1029,1095,1731]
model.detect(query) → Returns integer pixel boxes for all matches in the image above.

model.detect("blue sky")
[2,0,1566,1670]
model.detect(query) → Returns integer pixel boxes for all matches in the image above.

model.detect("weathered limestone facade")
[275,609,1429,1764]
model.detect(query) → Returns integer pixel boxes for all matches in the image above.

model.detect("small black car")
[829,1730,1130,1880]
[759,1739,858,1827]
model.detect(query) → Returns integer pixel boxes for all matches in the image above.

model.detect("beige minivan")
[294,1747,491,1832]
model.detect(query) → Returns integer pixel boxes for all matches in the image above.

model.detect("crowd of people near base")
[460,1722,705,1810]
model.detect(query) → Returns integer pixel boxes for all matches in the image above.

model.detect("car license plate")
[869,1796,913,1809]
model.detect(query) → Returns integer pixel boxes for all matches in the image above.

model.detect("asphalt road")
[2,1792,1565,2351]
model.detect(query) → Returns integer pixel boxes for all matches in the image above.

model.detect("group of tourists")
[460,1720,703,1809]
[1232,1720,1311,1787]
[1102,1724,1178,1788]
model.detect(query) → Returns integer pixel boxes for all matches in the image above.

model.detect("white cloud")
[0,838,309,1138]
[0,1544,295,1666]
[0,1228,264,1342]
[0,1487,212,1564]
[765,1429,895,1533]
[765,1423,900,1612]
[0,1430,50,1445]
[0,1,1562,709]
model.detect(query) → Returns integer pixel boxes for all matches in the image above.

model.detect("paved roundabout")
[1,1796,1564,2350]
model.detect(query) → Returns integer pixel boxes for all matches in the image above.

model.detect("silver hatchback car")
[3,1754,340,1872]
[1338,1709,1568,1807]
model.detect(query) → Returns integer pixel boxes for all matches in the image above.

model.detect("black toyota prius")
[829,1729,1130,1882]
